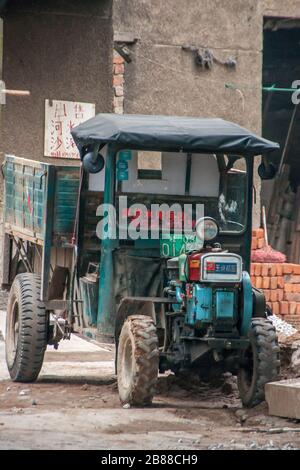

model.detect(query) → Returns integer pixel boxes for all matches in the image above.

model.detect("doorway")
[262,17,300,261]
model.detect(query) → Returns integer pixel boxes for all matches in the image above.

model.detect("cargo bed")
[2,155,81,303]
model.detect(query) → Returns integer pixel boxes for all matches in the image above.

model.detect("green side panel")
[4,157,47,239]
[53,167,80,241]
[4,156,80,245]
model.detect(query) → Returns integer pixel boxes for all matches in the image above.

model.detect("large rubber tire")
[117,315,159,406]
[5,273,48,382]
[238,318,280,407]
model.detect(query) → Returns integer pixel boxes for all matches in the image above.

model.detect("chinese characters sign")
[44,99,95,159]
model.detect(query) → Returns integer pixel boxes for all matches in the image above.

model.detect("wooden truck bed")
[4,155,80,245]
[2,155,81,302]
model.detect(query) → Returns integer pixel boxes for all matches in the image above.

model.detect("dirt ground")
[0,290,300,450]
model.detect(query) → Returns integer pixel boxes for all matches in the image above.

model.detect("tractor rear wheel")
[5,273,48,382]
[117,315,159,406]
[237,318,280,407]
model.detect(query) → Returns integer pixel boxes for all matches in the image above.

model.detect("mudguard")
[252,287,267,318]
[241,271,253,336]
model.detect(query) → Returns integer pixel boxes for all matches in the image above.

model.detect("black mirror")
[258,161,277,180]
[82,146,105,174]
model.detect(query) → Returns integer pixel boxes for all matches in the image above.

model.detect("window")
[137,151,162,180]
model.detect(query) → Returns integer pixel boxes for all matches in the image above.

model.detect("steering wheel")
[223,220,244,230]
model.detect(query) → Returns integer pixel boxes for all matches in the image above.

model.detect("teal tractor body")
[4,114,280,407]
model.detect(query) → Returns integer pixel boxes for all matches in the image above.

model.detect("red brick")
[290,264,299,274]
[283,264,293,274]
[279,301,289,315]
[264,290,270,302]
[257,238,265,249]
[277,277,284,289]
[261,264,269,277]
[276,264,283,276]
[252,228,264,238]
[284,293,300,302]
[272,302,280,315]
[270,277,278,290]
[256,277,262,289]
[251,238,258,250]
[251,276,256,287]
[296,304,300,315]
[113,75,124,86]
[289,301,297,315]
[254,264,262,276]
[114,85,124,97]
[293,265,300,275]
[270,264,278,276]
[293,284,300,293]
[262,277,270,289]
[114,63,125,74]
[270,290,277,302]
[250,264,255,276]
[113,53,124,64]
[277,290,284,301]
[288,275,300,283]
[284,283,293,293]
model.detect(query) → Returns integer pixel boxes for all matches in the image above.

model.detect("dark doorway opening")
[262,17,300,262]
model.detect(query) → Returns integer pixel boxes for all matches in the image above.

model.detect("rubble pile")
[269,315,297,337]
[270,315,300,374]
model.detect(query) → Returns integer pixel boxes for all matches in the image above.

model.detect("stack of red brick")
[251,228,266,250]
[251,229,300,330]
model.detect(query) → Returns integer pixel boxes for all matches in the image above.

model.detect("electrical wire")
[120,45,258,112]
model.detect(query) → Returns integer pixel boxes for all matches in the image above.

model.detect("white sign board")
[44,99,95,159]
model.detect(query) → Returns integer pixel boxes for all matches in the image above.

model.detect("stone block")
[266,379,300,419]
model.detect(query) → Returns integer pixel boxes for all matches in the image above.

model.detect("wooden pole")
[2,89,30,96]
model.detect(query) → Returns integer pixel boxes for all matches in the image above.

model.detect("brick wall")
[113,50,124,114]
[251,229,300,330]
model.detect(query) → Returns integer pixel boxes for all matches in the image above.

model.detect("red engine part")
[188,253,201,281]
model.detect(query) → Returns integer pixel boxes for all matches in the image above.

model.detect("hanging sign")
[44,99,95,159]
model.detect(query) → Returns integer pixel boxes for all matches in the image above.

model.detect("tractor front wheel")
[117,315,159,406]
[238,318,280,407]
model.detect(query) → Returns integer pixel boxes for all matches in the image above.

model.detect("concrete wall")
[112,0,300,226]
[263,0,300,17]
[113,0,264,225]
[1,0,300,228]
[0,19,2,76]
[0,0,114,162]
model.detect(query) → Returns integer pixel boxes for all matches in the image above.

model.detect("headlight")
[195,217,219,242]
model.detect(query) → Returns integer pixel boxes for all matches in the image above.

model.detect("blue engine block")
[185,284,235,326]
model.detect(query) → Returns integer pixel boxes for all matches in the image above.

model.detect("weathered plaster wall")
[113,0,264,225]
[113,1,262,128]
[0,0,114,162]
[263,0,300,17]
[1,0,300,230]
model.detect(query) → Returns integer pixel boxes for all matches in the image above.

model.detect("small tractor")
[3,114,280,407]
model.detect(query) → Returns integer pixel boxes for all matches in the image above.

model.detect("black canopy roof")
[71,113,279,157]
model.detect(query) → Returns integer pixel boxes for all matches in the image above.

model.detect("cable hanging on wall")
[182,45,237,70]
